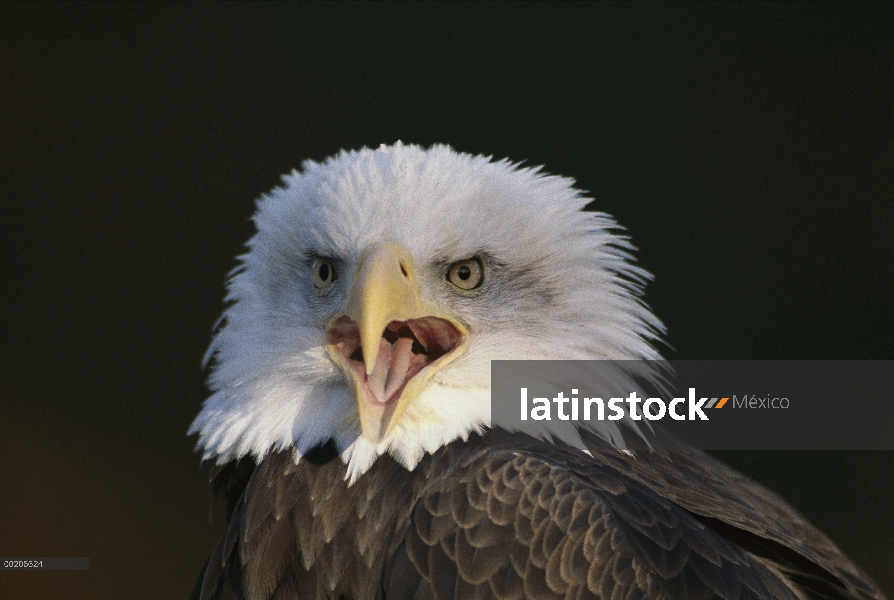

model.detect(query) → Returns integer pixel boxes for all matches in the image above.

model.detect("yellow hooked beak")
[326,243,468,443]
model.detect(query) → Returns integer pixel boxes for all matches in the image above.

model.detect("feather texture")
[192,433,882,600]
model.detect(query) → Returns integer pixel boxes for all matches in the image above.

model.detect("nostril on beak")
[399,262,409,278]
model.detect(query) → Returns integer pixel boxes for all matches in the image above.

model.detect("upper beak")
[326,243,467,443]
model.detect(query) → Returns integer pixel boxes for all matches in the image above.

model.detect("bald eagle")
[189,143,883,600]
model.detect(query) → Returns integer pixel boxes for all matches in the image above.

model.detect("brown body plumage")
[192,432,883,600]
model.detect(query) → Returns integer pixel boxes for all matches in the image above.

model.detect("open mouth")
[328,316,464,406]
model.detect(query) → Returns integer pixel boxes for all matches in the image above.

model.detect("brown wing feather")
[192,433,885,600]
[404,440,803,600]
[578,428,882,600]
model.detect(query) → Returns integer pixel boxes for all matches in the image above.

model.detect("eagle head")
[189,143,664,482]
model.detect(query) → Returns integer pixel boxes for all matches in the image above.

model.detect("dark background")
[1,2,891,598]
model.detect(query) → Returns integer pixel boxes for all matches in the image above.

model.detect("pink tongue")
[367,337,415,404]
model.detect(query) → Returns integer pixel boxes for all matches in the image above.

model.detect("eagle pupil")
[458,265,471,280]
[319,263,330,281]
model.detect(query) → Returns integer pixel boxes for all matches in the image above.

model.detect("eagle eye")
[447,258,484,291]
[312,258,337,289]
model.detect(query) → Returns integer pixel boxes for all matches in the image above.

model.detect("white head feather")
[189,142,665,481]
